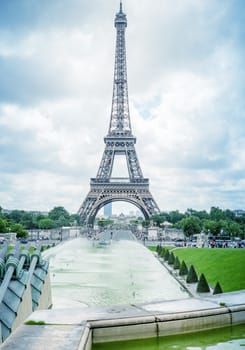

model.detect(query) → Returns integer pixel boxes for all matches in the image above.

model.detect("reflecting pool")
[92,325,245,350]
[43,236,189,308]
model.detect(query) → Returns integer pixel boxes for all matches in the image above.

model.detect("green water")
[93,325,245,350]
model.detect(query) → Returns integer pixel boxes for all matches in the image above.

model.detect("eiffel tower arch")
[78,1,160,225]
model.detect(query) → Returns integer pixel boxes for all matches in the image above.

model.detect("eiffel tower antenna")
[78,3,160,225]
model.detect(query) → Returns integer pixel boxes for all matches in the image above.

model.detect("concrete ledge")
[157,313,231,337]
[78,325,91,350]
[0,291,244,349]
[93,321,157,343]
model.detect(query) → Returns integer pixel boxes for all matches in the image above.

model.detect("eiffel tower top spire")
[108,1,131,137]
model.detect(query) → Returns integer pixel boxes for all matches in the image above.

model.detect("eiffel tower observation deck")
[78,1,160,225]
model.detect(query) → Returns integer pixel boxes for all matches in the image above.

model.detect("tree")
[21,212,36,230]
[186,265,198,284]
[227,221,242,239]
[181,216,202,238]
[8,210,25,223]
[151,214,167,227]
[168,252,175,265]
[213,282,223,294]
[210,207,225,221]
[164,250,170,261]
[69,214,81,225]
[38,218,55,229]
[168,210,185,224]
[203,220,221,237]
[49,206,70,226]
[174,256,180,270]
[97,218,113,228]
[179,260,188,276]
[11,223,28,238]
[196,273,210,293]
[0,218,8,233]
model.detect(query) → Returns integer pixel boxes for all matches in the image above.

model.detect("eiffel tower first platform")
[78,1,160,225]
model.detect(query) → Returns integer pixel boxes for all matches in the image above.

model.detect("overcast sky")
[0,0,244,215]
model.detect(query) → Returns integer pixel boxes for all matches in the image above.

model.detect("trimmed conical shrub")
[174,256,180,270]
[168,252,175,265]
[186,265,198,283]
[160,248,166,258]
[179,260,188,275]
[158,245,163,256]
[164,249,170,261]
[196,273,210,293]
[213,282,223,294]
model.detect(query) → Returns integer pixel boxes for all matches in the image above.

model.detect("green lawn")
[170,248,245,292]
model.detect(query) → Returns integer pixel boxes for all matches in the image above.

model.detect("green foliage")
[168,211,186,224]
[96,218,114,227]
[0,218,8,233]
[173,256,180,270]
[196,273,210,293]
[213,282,223,295]
[168,252,175,265]
[160,247,166,258]
[181,216,202,238]
[186,265,198,283]
[20,212,36,229]
[1,206,78,232]
[203,220,222,236]
[158,246,163,256]
[11,223,28,238]
[49,206,69,221]
[164,249,170,261]
[142,220,150,227]
[179,260,188,276]
[38,218,55,229]
[156,244,161,254]
[48,206,70,227]
[210,207,225,221]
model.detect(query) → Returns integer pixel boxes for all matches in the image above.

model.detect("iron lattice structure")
[78,1,160,225]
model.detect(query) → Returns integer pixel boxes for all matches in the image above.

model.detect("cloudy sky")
[0,0,244,215]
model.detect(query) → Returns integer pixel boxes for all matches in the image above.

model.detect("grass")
[170,248,245,292]
[25,320,46,325]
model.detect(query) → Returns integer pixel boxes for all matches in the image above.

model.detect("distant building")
[233,209,245,217]
[104,203,112,217]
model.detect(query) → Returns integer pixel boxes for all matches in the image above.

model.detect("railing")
[90,178,149,185]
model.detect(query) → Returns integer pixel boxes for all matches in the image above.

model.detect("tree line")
[149,207,245,239]
[0,206,80,238]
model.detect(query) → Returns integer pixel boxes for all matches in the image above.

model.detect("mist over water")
[43,237,189,309]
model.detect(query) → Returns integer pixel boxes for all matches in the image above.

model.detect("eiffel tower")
[78,1,160,225]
